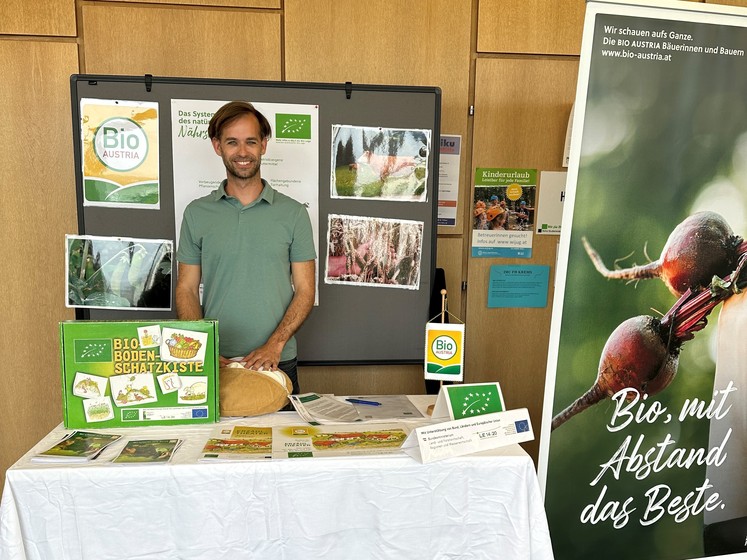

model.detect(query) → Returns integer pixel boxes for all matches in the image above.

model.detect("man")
[512,200,531,230]
[176,101,316,394]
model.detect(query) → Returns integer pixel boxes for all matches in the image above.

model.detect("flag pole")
[426,289,449,417]
[439,289,447,391]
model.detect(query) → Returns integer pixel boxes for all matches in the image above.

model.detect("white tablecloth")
[0,398,554,560]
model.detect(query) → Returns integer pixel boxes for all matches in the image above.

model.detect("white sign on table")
[402,407,534,464]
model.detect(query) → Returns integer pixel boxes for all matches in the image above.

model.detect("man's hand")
[240,341,284,371]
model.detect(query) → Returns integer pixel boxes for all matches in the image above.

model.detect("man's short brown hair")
[208,101,272,141]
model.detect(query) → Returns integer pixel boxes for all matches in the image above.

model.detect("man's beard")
[224,156,260,180]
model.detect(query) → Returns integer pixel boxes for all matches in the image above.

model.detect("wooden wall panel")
[437,236,464,321]
[81,4,281,79]
[477,0,585,55]
[285,0,473,235]
[94,0,279,7]
[0,0,76,37]
[467,58,578,462]
[0,40,78,487]
[705,0,747,6]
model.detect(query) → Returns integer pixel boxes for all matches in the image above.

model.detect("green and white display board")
[60,320,219,429]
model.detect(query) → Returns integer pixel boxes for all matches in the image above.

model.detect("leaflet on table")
[346,395,425,421]
[112,439,183,464]
[289,393,425,424]
[32,431,123,463]
[273,423,410,459]
[289,393,361,424]
[402,408,534,464]
[199,423,410,460]
[200,426,273,461]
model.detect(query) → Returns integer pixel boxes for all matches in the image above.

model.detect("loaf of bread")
[219,364,292,417]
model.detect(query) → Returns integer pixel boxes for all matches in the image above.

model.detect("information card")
[402,408,534,463]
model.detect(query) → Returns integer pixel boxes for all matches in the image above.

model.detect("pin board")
[70,74,440,365]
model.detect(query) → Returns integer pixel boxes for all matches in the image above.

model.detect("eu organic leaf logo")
[74,339,113,363]
[447,384,504,419]
[462,391,495,416]
[122,409,140,421]
[275,114,311,139]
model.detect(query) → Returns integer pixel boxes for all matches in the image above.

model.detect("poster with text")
[472,168,536,258]
[536,171,567,235]
[538,2,747,560]
[488,265,549,308]
[81,99,160,208]
[438,135,461,226]
[170,99,319,268]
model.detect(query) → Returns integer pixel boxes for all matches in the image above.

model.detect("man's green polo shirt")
[177,180,316,361]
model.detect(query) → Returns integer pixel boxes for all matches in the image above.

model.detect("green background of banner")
[544,9,747,560]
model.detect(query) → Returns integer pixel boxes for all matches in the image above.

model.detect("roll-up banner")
[538,1,747,559]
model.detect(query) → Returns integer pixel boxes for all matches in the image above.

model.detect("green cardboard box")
[60,320,219,429]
